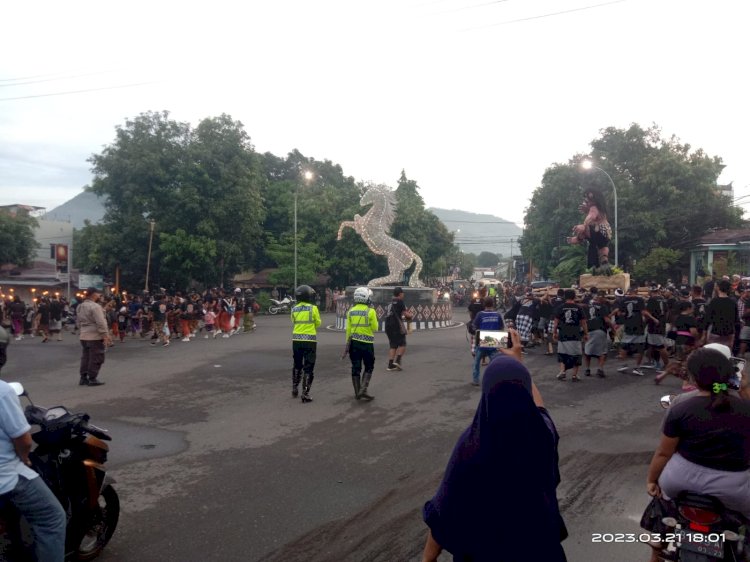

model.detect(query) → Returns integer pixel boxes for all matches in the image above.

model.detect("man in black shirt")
[553,289,588,382]
[644,288,670,377]
[615,287,656,376]
[583,289,610,377]
[705,279,738,349]
[385,287,412,371]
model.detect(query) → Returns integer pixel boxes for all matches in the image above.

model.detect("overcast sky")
[1,0,748,230]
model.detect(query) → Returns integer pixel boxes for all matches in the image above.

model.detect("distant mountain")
[45,191,106,228]
[43,194,522,259]
[429,208,523,258]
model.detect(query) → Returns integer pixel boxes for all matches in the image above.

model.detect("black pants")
[80,339,105,381]
[292,341,316,376]
[0,342,7,374]
[349,340,375,376]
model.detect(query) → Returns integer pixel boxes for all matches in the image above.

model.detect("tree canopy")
[75,113,456,291]
[0,210,38,267]
[521,124,743,279]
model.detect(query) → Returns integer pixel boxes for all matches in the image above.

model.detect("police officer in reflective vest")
[291,285,321,403]
[346,287,378,401]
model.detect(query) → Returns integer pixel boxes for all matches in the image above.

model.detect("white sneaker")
[204,335,209,339]
[213,332,220,339]
[616,366,630,373]
[181,337,190,342]
[632,368,645,376]
[222,334,230,338]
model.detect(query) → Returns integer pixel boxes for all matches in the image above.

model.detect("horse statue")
[337,183,424,287]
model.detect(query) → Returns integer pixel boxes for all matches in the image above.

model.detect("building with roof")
[690,228,750,283]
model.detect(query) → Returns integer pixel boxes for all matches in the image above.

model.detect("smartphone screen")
[478,330,512,349]
[730,358,745,390]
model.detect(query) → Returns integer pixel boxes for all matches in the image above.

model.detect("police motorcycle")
[640,393,750,561]
[0,383,119,561]
[268,296,295,315]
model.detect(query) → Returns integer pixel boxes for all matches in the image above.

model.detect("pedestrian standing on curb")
[291,285,321,403]
[345,287,378,401]
[77,287,111,386]
[385,287,412,371]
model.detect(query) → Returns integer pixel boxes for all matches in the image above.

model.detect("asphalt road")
[2,312,678,562]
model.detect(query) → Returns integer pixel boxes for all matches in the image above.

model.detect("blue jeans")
[473,348,498,384]
[5,475,66,562]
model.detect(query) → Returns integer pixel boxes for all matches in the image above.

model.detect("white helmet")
[353,287,372,304]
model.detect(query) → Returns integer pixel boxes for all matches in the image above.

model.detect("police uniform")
[346,301,378,400]
[291,297,321,402]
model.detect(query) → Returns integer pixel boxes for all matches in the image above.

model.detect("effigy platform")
[578,273,630,292]
[335,286,454,331]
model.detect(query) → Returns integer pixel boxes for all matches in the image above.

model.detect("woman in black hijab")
[421,331,567,561]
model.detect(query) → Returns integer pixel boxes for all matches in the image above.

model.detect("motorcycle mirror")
[659,394,673,409]
[8,382,25,397]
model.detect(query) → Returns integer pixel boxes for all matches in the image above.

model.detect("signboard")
[55,244,69,273]
[78,274,104,291]
[57,273,70,283]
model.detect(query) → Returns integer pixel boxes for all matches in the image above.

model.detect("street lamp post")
[144,219,155,292]
[581,160,618,268]
[295,170,314,291]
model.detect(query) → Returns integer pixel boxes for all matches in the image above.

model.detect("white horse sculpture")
[337,184,424,287]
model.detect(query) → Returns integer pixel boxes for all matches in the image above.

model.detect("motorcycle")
[0,383,119,561]
[643,395,750,561]
[268,297,295,315]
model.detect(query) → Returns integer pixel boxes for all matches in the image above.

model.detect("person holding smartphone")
[470,297,505,386]
[421,329,567,562]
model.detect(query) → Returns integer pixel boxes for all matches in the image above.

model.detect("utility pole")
[144,219,155,292]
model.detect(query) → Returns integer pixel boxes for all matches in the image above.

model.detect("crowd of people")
[0,287,261,348]
[464,273,750,389]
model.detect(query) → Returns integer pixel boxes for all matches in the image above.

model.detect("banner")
[55,244,69,273]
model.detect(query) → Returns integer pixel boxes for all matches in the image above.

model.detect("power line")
[433,0,511,15]
[441,219,522,224]
[463,0,628,30]
[0,80,159,101]
[0,70,116,88]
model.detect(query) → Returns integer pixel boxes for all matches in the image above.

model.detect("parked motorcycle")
[643,395,750,561]
[268,297,295,315]
[0,383,119,561]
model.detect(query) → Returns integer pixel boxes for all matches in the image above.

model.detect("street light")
[294,170,315,291]
[144,218,156,292]
[580,159,618,268]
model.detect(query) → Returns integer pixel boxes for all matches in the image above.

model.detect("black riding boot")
[292,369,302,398]
[301,373,313,403]
[359,371,374,401]
[352,375,361,400]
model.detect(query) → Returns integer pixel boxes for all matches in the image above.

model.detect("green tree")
[477,251,500,267]
[391,170,454,282]
[522,124,743,277]
[264,234,329,288]
[549,245,587,288]
[632,247,682,285]
[0,210,39,267]
[84,111,265,290]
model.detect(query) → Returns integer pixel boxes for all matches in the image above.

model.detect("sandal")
[556,372,566,381]
[572,375,580,382]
